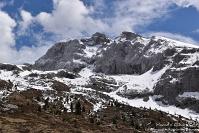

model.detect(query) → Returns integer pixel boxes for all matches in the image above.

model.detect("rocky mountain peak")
[34,32,199,74]
[80,32,110,46]
[120,31,141,40]
[91,32,110,43]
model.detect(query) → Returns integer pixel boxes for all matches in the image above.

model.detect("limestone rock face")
[34,40,86,72]
[34,33,111,72]
[154,67,199,104]
[0,63,21,71]
[94,39,166,74]
[34,32,170,75]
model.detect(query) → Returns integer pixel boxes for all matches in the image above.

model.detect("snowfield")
[49,65,199,120]
[179,92,199,100]
[110,65,171,92]
[1,63,197,120]
[155,36,199,48]
[106,92,199,121]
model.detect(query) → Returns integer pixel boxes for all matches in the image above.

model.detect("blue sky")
[146,6,199,39]
[0,0,199,64]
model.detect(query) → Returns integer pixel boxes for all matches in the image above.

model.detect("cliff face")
[34,40,86,72]
[34,32,167,74]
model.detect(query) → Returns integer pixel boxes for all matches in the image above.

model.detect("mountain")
[34,32,199,113]
[0,32,199,132]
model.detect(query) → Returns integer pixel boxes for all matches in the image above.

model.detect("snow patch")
[155,36,199,48]
[83,45,100,58]
[106,92,199,120]
[180,52,199,65]
[179,92,199,100]
[110,65,170,92]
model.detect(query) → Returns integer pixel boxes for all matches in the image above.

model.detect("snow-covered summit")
[154,36,199,48]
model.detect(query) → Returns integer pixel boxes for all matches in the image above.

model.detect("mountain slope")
[0,63,199,132]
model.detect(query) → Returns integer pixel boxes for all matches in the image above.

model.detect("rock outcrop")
[34,33,111,72]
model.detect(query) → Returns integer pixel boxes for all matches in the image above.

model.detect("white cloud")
[106,0,173,34]
[0,0,14,9]
[0,2,6,9]
[32,0,183,37]
[0,9,52,64]
[148,32,199,45]
[18,10,34,34]
[20,0,199,38]
[36,0,108,39]
[173,0,199,10]
[14,44,51,64]
[193,29,199,33]
[103,0,199,34]
[0,10,16,63]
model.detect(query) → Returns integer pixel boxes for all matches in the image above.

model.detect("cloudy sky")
[0,0,199,64]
